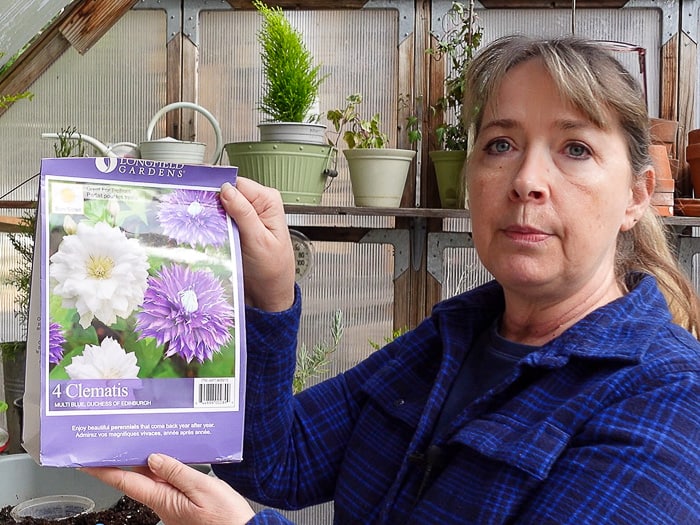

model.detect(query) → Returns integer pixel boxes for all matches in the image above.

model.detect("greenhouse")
[0,1,699,523]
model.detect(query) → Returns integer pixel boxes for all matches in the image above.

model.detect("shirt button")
[394,399,405,407]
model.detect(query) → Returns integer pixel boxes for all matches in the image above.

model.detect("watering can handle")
[146,102,224,165]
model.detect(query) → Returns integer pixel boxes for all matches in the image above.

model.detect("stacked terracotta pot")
[648,118,678,217]
[650,144,675,216]
[689,128,700,197]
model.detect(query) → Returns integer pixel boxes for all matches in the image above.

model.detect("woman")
[85,35,700,524]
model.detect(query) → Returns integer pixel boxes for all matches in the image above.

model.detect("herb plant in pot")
[224,0,335,205]
[427,0,482,208]
[327,93,420,208]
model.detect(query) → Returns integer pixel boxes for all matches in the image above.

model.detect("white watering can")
[41,101,224,165]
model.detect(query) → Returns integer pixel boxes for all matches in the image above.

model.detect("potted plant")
[426,0,482,208]
[326,93,420,208]
[254,0,327,144]
[224,0,335,205]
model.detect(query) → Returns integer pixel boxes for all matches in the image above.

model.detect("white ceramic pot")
[258,122,327,145]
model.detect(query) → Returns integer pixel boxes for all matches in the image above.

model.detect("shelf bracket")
[364,0,416,44]
[427,231,474,284]
[411,217,427,272]
[360,228,410,279]
[134,0,232,47]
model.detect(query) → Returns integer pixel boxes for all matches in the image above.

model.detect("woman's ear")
[621,167,654,231]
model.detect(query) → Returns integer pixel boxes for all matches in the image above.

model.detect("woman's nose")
[509,150,551,202]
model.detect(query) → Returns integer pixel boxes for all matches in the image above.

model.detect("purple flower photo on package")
[48,322,66,365]
[157,189,229,248]
[47,183,238,381]
[136,264,235,364]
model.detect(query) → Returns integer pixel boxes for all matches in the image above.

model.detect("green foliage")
[293,310,343,394]
[5,212,35,334]
[0,52,33,109]
[400,93,422,145]
[368,325,408,351]
[0,90,32,109]
[254,0,326,123]
[327,93,421,149]
[427,1,483,151]
[53,126,87,157]
[0,400,7,413]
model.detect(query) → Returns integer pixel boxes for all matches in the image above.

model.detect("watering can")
[41,102,224,165]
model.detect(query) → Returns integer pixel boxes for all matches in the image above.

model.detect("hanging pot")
[225,142,337,205]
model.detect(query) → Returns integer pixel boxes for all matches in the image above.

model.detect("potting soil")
[0,496,159,525]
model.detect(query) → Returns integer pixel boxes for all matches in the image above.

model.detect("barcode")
[194,378,235,407]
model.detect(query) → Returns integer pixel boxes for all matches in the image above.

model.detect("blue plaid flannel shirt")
[213,273,700,524]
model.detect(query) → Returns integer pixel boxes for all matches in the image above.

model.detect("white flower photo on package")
[23,158,246,467]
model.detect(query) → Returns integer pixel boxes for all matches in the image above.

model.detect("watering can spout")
[40,132,139,158]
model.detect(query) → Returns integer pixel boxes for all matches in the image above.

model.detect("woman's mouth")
[502,225,551,243]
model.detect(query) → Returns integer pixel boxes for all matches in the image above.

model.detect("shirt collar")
[439,273,671,365]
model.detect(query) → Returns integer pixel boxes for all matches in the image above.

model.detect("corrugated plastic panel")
[477,7,662,116]
[442,217,492,299]
[0,10,166,344]
[200,9,400,212]
[0,0,73,68]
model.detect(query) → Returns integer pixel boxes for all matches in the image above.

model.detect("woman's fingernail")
[148,453,164,470]
[221,181,234,193]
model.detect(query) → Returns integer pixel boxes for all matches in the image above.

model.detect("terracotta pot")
[687,143,700,197]
[654,178,675,193]
[688,129,700,145]
[649,144,672,180]
[649,117,678,157]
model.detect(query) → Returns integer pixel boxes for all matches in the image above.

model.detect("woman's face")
[467,59,650,304]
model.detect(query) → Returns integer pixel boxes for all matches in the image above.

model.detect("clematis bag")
[23,157,246,467]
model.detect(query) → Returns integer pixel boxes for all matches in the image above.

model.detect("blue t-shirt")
[434,319,538,437]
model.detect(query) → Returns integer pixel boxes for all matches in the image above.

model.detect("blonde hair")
[463,35,700,336]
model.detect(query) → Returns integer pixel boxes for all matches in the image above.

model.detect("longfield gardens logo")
[93,157,186,178]
[94,157,119,173]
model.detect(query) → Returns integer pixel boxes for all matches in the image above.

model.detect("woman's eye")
[486,139,511,154]
[566,142,591,158]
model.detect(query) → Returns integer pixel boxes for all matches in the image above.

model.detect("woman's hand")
[83,453,255,525]
[220,177,296,312]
